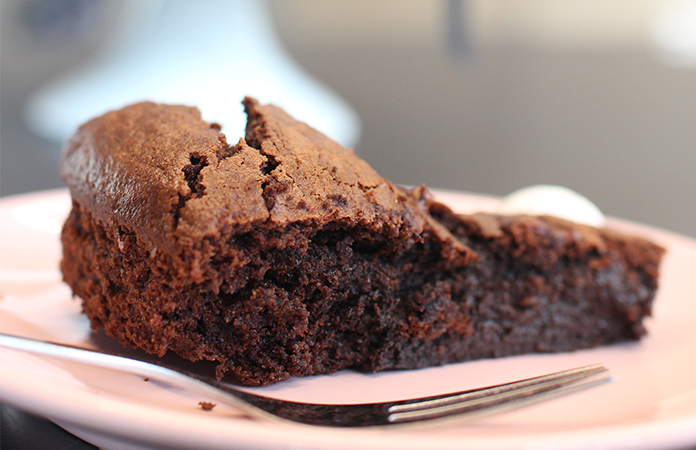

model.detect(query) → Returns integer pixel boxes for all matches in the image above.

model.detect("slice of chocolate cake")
[59,98,664,386]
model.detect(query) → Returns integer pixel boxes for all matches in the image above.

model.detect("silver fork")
[0,333,610,427]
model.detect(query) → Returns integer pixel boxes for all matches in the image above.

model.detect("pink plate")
[1,189,695,450]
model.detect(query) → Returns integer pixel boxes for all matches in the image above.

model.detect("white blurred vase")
[25,0,360,147]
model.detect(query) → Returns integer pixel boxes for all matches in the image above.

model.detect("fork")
[0,332,610,427]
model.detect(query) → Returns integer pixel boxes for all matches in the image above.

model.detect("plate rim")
[1,188,695,450]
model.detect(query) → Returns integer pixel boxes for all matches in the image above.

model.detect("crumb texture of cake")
[60,98,665,386]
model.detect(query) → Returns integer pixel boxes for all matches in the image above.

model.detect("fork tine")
[390,363,607,413]
[387,364,611,424]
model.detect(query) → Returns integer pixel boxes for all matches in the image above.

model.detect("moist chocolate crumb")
[198,401,216,411]
[59,98,665,386]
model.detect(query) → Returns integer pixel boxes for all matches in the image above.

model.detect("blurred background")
[2,0,696,238]
[1,1,696,448]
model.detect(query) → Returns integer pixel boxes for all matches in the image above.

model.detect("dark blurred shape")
[1,403,98,450]
[23,0,106,43]
[447,0,472,58]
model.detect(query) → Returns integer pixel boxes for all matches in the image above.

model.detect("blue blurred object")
[24,0,361,147]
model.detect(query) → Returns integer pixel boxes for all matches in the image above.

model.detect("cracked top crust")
[60,98,462,258]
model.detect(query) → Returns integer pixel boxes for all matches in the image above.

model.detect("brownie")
[59,98,664,386]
